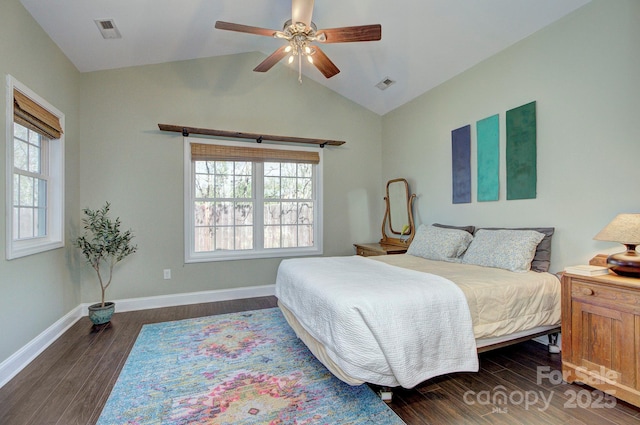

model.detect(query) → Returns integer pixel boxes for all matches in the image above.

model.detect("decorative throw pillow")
[476,227,554,272]
[407,225,474,262]
[462,229,545,272]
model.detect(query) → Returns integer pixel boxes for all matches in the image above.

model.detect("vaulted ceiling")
[20,0,590,115]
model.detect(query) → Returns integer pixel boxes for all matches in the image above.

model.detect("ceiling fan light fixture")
[214,1,381,82]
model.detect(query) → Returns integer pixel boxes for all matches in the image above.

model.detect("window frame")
[5,75,65,259]
[184,137,323,262]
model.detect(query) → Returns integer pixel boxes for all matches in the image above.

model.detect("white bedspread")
[275,255,479,388]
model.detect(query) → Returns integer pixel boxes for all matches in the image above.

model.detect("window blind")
[191,143,319,164]
[13,89,63,140]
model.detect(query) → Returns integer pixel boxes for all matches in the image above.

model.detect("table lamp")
[593,213,640,277]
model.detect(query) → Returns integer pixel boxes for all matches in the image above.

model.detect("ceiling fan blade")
[253,46,290,72]
[311,46,340,78]
[215,21,277,37]
[292,0,314,27]
[317,24,382,43]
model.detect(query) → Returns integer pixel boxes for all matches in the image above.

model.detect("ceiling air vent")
[95,19,122,39]
[375,77,396,91]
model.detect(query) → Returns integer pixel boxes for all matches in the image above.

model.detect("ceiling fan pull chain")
[298,53,303,84]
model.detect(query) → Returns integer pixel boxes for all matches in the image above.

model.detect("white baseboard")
[0,305,83,388]
[80,284,276,315]
[0,284,276,389]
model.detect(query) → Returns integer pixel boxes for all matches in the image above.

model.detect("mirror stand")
[380,178,416,247]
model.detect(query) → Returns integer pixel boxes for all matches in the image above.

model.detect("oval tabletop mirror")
[380,178,416,247]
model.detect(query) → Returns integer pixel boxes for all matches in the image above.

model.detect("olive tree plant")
[74,202,137,307]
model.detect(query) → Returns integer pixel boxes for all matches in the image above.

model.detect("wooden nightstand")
[353,243,407,257]
[561,271,640,407]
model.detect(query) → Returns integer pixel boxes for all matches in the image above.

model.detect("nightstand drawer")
[356,246,381,257]
[572,280,640,309]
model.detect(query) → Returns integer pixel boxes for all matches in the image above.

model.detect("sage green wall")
[77,54,382,303]
[0,0,81,363]
[381,0,640,272]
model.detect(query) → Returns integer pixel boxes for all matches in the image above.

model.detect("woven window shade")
[191,143,319,164]
[14,89,63,140]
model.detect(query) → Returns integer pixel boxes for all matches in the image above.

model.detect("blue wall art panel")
[476,114,500,202]
[452,125,471,204]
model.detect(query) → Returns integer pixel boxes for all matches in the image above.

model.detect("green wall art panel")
[476,114,500,201]
[506,101,537,200]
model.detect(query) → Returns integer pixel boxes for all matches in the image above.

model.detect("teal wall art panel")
[476,114,499,201]
[506,101,537,200]
[452,124,471,204]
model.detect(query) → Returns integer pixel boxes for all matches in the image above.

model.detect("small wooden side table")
[354,242,407,257]
[561,271,640,407]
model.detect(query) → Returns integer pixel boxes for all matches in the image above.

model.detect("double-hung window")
[185,138,322,262]
[6,76,64,259]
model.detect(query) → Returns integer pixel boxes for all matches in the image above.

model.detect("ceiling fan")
[214,0,381,82]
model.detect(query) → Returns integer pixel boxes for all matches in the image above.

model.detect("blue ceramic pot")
[88,302,115,325]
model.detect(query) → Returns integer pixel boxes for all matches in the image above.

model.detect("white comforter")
[275,255,479,388]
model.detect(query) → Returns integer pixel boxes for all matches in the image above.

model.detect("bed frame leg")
[378,387,393,403]
[547,332,560,354]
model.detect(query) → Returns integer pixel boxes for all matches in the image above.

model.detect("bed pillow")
[407,224,474,262]
[476,227,554,272]
[432,223,475,234]
[461,229,545,272]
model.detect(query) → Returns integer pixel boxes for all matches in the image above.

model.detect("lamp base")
[608,244,640,278]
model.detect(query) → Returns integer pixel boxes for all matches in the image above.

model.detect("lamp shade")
[593,214,640,245]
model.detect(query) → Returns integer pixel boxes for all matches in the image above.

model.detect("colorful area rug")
[97,307,405,424]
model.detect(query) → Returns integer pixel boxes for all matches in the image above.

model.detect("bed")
[274,225,561,388]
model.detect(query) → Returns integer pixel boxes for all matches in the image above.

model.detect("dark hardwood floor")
[1,296,639,425]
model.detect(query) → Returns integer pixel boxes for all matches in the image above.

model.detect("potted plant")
[74,202,137,326]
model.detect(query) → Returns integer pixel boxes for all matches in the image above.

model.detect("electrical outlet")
[163,269,171,279]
